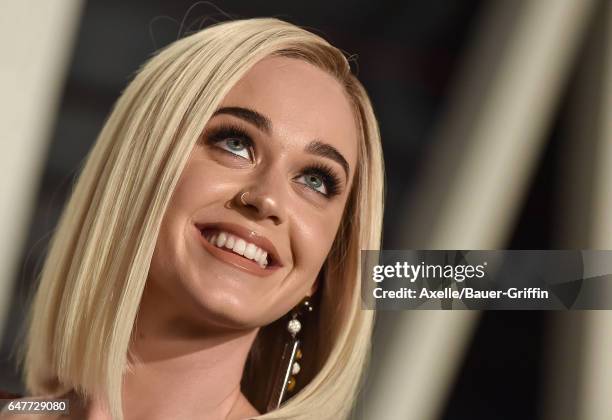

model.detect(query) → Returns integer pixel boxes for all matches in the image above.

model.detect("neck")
[87,284,260,420]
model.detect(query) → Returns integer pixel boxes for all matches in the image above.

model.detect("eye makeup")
[297,162,342,198]
[201,123,344,199]
[201,124,255,161]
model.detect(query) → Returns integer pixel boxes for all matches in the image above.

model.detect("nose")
[234,173,287,225]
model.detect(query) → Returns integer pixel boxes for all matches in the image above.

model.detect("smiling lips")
[204,230,269,268]
[195,222,282,277]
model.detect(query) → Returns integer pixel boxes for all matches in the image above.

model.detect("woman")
[10,17,384,420]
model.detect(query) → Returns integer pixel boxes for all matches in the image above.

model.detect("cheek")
[292,209,343,276]
[169,159,220,210]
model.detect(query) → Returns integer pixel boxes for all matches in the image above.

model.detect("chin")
[181,278,278,330]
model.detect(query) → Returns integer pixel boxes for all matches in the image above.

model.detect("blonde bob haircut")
[23,17,384,420]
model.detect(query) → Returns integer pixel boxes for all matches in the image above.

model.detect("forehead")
[219,56,359,178]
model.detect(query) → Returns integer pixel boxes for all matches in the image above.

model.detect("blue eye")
[215,138,252,160]
[295,164,342,198]
[204,125,254,161]
[296,174,327,195]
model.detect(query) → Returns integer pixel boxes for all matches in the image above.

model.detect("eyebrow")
[213,106,272,134]
[304,141,350,180]
[212,106,350,180]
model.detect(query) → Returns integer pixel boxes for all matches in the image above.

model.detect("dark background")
[4,1,592,418]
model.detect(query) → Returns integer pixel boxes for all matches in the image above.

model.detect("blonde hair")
[23,17,385,420]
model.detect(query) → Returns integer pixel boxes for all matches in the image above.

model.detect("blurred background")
[1,0,610,419]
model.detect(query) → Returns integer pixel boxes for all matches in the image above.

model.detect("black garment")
[0,390,22,399]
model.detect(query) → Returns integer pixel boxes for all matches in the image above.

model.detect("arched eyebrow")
[213,106,350,180]
[304,141,349,180]
[213,106,272,134]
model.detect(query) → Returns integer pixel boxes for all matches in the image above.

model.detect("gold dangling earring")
[266,297,314,411]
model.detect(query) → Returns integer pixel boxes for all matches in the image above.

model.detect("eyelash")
[299,162,342,197]
[204,125,254,161]
[202,125,342,198]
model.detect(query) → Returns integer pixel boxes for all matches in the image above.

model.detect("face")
[147,56,358,330]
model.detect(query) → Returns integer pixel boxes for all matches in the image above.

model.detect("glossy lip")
[195,222,283,267]
[192,222,283,278]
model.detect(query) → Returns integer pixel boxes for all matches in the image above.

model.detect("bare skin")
[4,56,358,420]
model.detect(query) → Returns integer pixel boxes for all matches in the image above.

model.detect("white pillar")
[578,1,612,418]
[0,0,83,338]
[360,0,595,419]
[544,2,611,419]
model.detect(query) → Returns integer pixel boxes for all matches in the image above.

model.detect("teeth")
[204,230,270,268]
[216,232,227,247]
[233,238,246,255]
[258,251,268,267]
[244,243,257,259]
